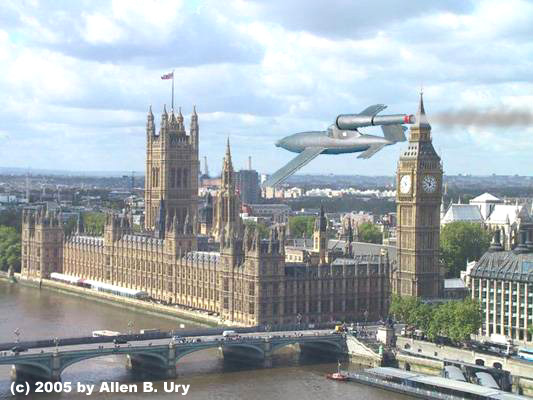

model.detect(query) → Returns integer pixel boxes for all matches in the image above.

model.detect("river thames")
[0,280,409,400]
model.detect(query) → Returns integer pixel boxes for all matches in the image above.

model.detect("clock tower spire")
[394,93,443,298]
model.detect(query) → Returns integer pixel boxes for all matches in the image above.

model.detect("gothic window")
[176,168,182,187]
[183,168,188,188]
[170,168,176,188]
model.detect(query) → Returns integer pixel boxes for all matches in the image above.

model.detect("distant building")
[441,204,484,225]
[235,169,260,204]
[442,193,533,251]
[242,203,291,224]
[470,192,503,220]
[465,227,533,344]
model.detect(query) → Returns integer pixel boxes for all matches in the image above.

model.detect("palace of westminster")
[19,96,446,326]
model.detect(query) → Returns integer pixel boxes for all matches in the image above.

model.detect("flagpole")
[171,70,175,111]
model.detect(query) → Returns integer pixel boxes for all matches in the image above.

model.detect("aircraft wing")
[263,147,325,187]
[359,104,387,116]
[357,144,386,159]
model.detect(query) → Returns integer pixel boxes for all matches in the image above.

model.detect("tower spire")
[414,91,431,130]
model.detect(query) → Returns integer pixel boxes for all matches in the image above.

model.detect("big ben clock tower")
[394,93,443,298]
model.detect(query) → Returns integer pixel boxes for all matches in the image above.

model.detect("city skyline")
[0,0,532,175]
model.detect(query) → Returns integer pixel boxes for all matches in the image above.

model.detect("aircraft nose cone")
[275,138,284,147]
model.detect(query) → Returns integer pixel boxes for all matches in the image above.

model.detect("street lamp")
[127,321,134,335]
[14,329,20,344]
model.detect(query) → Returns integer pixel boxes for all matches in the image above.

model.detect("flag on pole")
[161,72,174,80]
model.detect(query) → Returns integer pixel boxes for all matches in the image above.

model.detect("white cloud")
[0,0,531,175]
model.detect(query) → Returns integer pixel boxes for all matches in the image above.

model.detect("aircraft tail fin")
[382,124,407,142]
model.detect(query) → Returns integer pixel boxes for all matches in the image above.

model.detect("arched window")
[183,168,188,188]
[170,168,176,188]
[176,168,182,187]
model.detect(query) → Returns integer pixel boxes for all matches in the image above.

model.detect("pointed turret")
[414,91,431,130]
[147,105,155,136]
[169,108,177,128]
[160,105,169,134]
[315,204,327,232]
[222,138,234,189]
[177,106,185,131]
[190,105,198,148]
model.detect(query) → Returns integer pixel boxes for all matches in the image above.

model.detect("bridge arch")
[60,350,167,375]
[271,339,342,354]
[10,360,52,380]
[175,342,265,364]
[475,358,485,366]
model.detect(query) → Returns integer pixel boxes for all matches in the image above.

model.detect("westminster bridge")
[0,328,348,382]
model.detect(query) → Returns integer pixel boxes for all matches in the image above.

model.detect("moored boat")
[326,372,348,381]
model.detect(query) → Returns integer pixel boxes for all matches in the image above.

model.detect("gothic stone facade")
[394,94,444,299]
[21,105,392,326]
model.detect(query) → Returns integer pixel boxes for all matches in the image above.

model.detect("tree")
[390,295,481,343]
[440,221,491,278]
[0,226,21,272]
[83,212,106,236]
[389,295,421,325]
[0,209,22,232]
[243,220,269,239]
[358,222,382,244]
[288,216,315,238]
[429,299,482,342]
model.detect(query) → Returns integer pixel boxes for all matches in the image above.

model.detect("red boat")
[326,362,348,381]
[326,372,348,381]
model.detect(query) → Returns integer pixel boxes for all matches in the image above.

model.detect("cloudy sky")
[0,0,532,176]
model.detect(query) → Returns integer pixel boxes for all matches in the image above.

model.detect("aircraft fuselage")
[276,131,392,154]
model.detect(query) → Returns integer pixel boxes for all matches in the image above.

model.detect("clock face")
[422,175,437,193]
[399,175,411,194]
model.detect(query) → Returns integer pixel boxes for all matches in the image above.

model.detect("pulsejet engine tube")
[336,113,414,130]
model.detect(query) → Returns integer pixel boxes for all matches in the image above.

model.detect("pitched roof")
[442,204,483,224]
[486,204,528,225]
[470,250,533,283]
[470,192,502,203]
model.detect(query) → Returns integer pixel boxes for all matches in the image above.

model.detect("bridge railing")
[0,321,378,352]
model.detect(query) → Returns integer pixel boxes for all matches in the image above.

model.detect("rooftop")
[470,250,533,283]
[442,204,484,224]
[470,192,502,203]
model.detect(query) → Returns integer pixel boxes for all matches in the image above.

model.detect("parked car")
[11,346,28,354]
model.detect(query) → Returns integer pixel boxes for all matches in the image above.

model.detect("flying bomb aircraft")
[263,104,414,188]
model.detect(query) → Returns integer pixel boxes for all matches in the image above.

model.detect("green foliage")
[528,325,533,336]
[83,212,106,236]
[358,222,382,244]
[289,216,315,238]
[440,221,491,278]
[244,220,269,239]
[0,209,22,232]
[63,216,78,237]
[390,295,482,343]
[0,226,21,272]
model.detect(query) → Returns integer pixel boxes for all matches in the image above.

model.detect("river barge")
[344,367,526,399]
